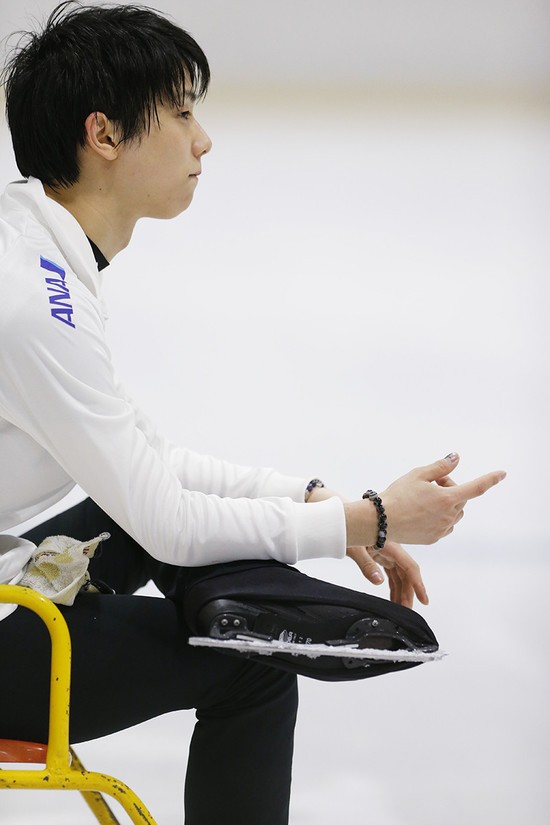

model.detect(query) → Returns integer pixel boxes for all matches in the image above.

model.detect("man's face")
[115,96,212,221]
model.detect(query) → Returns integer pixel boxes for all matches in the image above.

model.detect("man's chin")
[146,195,194,220]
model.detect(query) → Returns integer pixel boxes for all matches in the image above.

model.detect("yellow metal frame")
[0,584,158,824]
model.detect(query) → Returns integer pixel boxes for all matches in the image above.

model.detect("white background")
[0,1,549,823]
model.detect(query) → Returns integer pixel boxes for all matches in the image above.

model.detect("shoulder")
[0,222,103,336]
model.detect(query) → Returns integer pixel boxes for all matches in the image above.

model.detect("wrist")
[343,500,378,548]
[306,485,341,504]
[362,490,387,551]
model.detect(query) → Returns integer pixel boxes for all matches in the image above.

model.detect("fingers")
[416,452,460,482]
[454,470,507,503]
[400,574,416,610]
[347,546,385,585]
[349,542,430,608]
[387,564,424,609]
[440,505,464,538]
[387,566,399,604]
[436,475,457,488]
[414,454,506,502]
[369,548,395,570]
[405,564,428,607]
[351,547,430,608]
[379,542,429,607]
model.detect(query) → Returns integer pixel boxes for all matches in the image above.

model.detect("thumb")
[417,452,460,482]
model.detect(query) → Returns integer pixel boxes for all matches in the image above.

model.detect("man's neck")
[43,181,135,262]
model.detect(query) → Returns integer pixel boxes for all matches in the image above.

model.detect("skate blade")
[188,635,447,663]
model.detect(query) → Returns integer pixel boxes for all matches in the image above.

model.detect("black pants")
[0,499,298,825]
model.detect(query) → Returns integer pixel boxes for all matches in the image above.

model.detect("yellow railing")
[0,584,158,824]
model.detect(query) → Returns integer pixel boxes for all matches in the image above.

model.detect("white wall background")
[0,1,549,823]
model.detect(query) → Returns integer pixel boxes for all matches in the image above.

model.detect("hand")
[381,453,505,544]
[345,453,506,548]
[347,541,428,608]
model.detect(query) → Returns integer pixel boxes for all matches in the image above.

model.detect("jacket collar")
[3,176,104,302]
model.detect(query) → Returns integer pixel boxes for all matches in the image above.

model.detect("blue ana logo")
[40,256,75,328]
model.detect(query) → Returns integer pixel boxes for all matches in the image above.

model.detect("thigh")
[0,591,276,744]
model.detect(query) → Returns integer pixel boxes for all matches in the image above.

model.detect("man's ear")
[83,111,120,161]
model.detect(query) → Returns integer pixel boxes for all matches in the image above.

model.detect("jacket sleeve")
[113,378,311,502]
[0,276,345,566]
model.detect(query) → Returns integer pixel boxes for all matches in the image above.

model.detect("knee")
[197,658,298,721]
[244,663,298,721]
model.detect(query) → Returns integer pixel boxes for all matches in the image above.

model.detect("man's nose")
[193,121,212,157]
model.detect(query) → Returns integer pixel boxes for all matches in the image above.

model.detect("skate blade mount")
[189,601,445,665]
[188,636,446,663]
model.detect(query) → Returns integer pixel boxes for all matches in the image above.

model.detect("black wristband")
[361,489,387,551]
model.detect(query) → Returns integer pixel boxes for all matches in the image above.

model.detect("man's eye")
[179,111,191,120]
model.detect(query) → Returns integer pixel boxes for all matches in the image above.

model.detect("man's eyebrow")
[185,90,198,104]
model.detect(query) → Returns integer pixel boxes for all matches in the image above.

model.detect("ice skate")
[183,560,443,681]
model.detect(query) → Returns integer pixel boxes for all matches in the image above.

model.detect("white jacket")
[0,178,345,619]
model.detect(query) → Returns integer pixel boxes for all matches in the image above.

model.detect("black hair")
[2,1,210,188]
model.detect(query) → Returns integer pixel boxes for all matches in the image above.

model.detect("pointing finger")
[455,470,506,503]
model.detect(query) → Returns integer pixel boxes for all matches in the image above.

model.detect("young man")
[0,3,505,823]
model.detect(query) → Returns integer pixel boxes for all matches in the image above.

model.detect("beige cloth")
[19,532,110,605]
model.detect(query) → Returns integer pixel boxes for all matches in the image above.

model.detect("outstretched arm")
[308,452,505,606]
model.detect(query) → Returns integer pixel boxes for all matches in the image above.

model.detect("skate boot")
[183,560,442,682]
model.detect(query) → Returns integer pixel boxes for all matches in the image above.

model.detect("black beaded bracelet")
[305,478,325,501]
[362,489,387,551]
